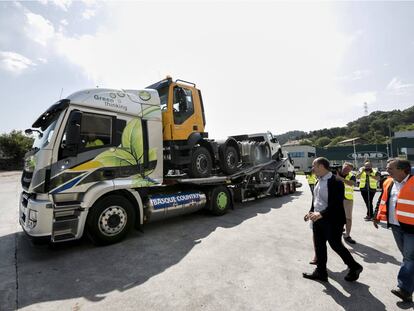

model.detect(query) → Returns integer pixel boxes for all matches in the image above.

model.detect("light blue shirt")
[313,172,333,213]
[388,175,410,226]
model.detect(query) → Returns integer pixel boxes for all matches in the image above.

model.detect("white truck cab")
[20,88,164,243]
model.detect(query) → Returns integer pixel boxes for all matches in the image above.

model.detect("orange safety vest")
[376,176,414,226]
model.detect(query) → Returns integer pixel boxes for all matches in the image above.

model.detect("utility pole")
[353,138,357,168]
[388,118,393,157]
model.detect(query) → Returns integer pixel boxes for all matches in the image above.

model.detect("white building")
[282,142,316,172]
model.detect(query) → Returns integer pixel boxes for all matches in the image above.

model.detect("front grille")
[21,170,33,189]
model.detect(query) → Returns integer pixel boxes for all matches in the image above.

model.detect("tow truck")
[20,77,299,245]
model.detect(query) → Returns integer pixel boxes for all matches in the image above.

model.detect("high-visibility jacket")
[344,173,354,200]
[359,170,377,190]
[307,173,317,185]
[86,139,104,148]
[376,176,414,226]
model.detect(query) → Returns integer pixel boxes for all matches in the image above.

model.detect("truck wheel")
[221,146,239,175]
[189,146,212,178]
[261,143,271,162]
[208,186,232,216]
[86,195,135,245]
[250,143,261,165]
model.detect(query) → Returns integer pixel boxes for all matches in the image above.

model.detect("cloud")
[52,3,362,134]
[38,0,72,11]
[37,57,48,64]
[60,19,68,26]
[0,51,35,74]
[336,69,370,81]
[82,9,95,19]
[25,12,55,46]
[386,77,414,95]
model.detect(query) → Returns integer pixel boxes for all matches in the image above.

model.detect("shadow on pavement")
[322,269,386,311]
[5,193,299,309]
[347,241,401,266]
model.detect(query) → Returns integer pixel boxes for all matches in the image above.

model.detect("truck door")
[171,86,201,140]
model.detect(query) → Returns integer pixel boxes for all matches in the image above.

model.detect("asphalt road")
[0,172,412,311]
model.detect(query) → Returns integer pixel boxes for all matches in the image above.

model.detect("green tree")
[314,136,331,147]
[0,130,34,161]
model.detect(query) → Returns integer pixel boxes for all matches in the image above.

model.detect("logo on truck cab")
[94,94,127,112]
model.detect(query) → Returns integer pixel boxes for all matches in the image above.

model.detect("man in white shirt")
[303,157,362,282]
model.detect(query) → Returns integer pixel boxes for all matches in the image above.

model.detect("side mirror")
[62,111,82,157]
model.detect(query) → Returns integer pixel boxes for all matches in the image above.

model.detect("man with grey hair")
[374,158,414,302]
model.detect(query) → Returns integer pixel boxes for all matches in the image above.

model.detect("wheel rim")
[226,151,236,168]
[216,192,228,210]
[196,154,209,174]
[98,205,127,236]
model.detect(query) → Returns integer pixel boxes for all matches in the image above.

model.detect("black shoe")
[302,269,328,282]
[345,264,363,282]
[364,216,372,221]
[344,236,356,244]
[391,287,413,302]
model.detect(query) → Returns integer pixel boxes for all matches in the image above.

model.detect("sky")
[1,1,414,139]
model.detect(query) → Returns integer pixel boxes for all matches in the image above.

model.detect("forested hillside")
[276,106,414,147]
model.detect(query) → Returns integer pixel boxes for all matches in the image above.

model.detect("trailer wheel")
[275,184,284,197]
[291,182,296,193]
[86,195,135,245]
[189,146,212,178]
[221,146,239,175]
[208,186,231,216]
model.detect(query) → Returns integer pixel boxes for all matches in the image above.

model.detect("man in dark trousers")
[358,161,380,220]
[303,157,363,282]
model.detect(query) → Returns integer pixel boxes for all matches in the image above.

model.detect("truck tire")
[221,146,239,175]
[86,195,135,245]
[261,143,271,162]
[208,186,232,216]
[250,143,261,165]
[189,146,212,178]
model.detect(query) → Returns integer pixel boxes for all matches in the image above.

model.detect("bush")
[0,130,34,169]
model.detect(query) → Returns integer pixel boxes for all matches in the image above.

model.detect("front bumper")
[19,192,53,238]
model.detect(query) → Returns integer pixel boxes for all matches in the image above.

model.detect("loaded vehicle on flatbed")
[20,77,299,245]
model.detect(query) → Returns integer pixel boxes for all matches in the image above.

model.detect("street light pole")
[353,139,357,168]
[388,118,393,158]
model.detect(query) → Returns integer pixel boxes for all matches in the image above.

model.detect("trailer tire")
[86,195,135,246]
[291,182,296,193]
[189,146,212,178]
[221,146,239,175]
[275,184,284,197]
[208,186,232,216]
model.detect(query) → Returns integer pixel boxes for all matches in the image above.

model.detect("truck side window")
[158,86,169,111]
[80,113,112,149]
[173,87,194,125]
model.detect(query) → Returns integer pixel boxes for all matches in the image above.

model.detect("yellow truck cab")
[147,77,240,177]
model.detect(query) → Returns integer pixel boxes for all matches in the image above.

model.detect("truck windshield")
[32,119,59,149]
[31,99,69,149]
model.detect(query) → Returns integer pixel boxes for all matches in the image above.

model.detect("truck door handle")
[193,125,198,130]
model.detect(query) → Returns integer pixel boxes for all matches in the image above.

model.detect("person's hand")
[304,213,310,222]
[309,212,322,222]
[373,218,379,229]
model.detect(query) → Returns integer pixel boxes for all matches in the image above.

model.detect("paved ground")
[0,172,412,311]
